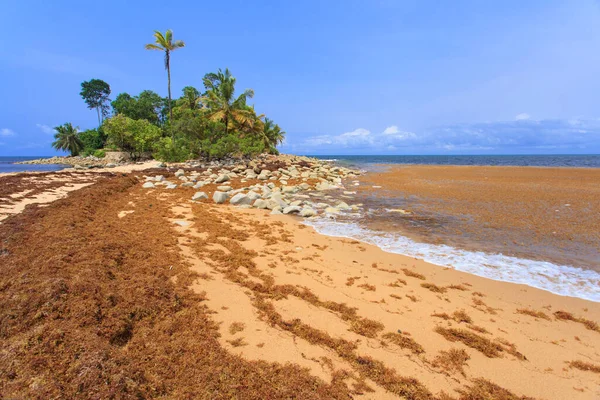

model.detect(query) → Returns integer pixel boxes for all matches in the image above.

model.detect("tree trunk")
[166,50,173,141]
[96,107,101,127]
[225,115,228,137]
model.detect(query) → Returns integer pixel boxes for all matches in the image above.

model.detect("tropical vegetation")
[52,123,84,156]
[56,29,285,162]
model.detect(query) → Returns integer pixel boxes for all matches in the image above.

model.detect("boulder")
[166,184,177,189]
[270,207,283,215]
[283,205,302,214]
[217,185,233,192]
[325,207,340,214]
[175,169,185,177]
[192,192,208,201]
[213,191,229,204]
[181,182,194,187]
[247,191,261,201]
[230,193,252,206]
[299,207,317,217]
[253,199,269,209]
[215,174,230,183]
[142,182,155,189]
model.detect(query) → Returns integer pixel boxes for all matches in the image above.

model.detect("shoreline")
[1,156,599,398]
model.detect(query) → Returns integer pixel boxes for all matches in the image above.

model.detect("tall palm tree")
[260,118,285,153]
[203,68,257,136]
[144,30,185,123]
[52,123,84,156]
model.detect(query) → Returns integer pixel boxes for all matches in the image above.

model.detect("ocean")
[0,156,67,174]
[303,154,600,302]
[311,154,600,168]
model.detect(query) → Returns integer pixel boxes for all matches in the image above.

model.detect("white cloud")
[515,113,531,121]
[0,128,15,136]
[36,124,55,134]
[383,125,399,134]
[286,117,600,153]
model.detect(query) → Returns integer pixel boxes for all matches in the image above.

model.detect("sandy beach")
[0,162,598,399]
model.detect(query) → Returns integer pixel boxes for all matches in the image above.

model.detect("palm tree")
[52,123,84,156]
[144,30,185,123]
[260,118,285,153]
[203,68,258,136]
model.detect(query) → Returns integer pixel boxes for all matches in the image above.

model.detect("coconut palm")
[203,68,258,136]
[144,30,185,122]
[52,123,84,156]
[260,118,285,153]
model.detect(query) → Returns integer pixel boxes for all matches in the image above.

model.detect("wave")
[303,219,600,302]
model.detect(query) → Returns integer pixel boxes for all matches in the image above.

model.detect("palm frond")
[145,43,163,51]
[172,40,185,49]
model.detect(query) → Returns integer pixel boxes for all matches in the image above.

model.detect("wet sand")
[1,166,598,399]
[356,165,600,270]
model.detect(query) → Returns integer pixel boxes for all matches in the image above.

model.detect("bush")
[153,137,191,162]
[79,128,106,155]
[93,149,106,158]
[103,115,161,160]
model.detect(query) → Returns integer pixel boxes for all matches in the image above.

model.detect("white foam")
[304,219,600,302]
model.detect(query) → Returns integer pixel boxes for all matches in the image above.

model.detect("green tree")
[52,123,84,156]
[111,91,167,125]
[103,114,161,159]
[144,30,185,124]
[203,68,257,136]
[80,79,111,126]
[79,128,106,155]
[260,118,285,154]
[179,86,201,110]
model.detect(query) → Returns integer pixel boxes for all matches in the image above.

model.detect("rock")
[336,201,351,210]
[325,207,340,214]
[181,182,195,187]
[283,205,302,214]
[193,182,205,189]
[299,207,317,217]
[106,163,117,168]
[155,162,166,168]
[215,174,230,183]
[155,175,165,182]
[213,191,229,204]
[316,182,336,191]
[282,186,297,194]
[299,183,310,190]
[175,169,185,177]
[270,207,282,215]
[142,182,155,189]
[290,200,303,207]
[217,185,233,192]
[253,199,269,209]
[192,192,208,201]
[247,192,261,201]
[230,193,252,206]
[166,184,177,189]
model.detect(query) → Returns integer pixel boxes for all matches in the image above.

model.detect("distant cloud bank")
[282,117,600,154]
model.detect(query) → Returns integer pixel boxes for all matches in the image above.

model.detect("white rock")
[192,192,208,201]
[213,191,229,204]
[283,205,302,214]
[247,192,261,201]
[175,169,185,177]
[299,207,317,217]
[253,199,269,209]
[217,185,233,192]
[270,207,282,215]
[154,175,165,182]
[325,207,340,214]
[166,184,177,189]
[230,193,252,206]
[193,182,205,189]
[215,174,230,183]
[142,182,155,189]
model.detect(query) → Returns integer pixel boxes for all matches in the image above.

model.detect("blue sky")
[1,0,600,156]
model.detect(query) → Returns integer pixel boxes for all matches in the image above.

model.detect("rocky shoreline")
[17,155,123,169]
[141,154,362,219]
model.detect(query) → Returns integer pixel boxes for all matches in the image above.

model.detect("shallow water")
[298,159,600,302]
[0,157,67,174]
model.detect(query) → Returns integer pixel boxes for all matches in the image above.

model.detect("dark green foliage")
[111,90,167,125]
[103,114,162,160]
[79,128,106,156]
[80,79,111,126]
